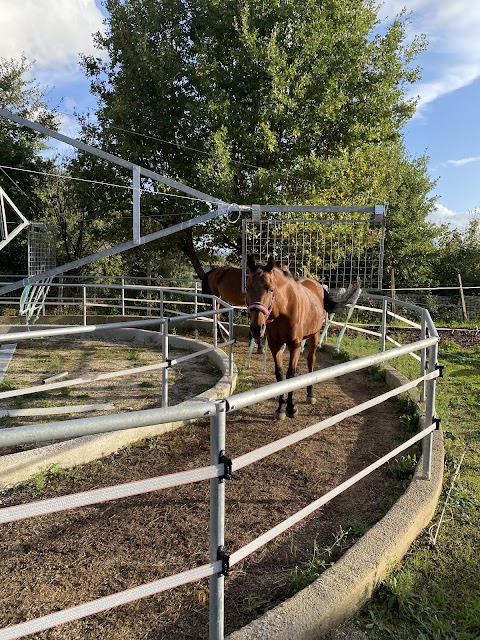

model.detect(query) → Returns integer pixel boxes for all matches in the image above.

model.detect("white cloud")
[380,1,480,111]
[447,157,480,167]
[0,1,105,81]
[427,203,471,229]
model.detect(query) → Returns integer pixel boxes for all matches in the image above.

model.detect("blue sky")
[0,0,479,230]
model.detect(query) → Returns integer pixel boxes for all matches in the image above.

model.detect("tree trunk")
[179,231,205,278]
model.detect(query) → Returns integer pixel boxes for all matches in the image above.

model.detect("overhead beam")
[0,108,225,205]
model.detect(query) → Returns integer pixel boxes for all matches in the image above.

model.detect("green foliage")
[386,453,417,484]
[71,0,434,277]
[432,212,480,287]
[356,336,480,639]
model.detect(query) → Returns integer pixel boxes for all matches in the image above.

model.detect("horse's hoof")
[306,396,317,405]
[286,407,298,418]
[275,411,286,421]
[257,348,264,355]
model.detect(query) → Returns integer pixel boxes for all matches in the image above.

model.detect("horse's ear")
[247,255,257,271]
[265,255,275,272]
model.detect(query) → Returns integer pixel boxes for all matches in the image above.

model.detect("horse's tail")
[324,281,361,314]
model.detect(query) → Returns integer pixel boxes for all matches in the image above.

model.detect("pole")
[458,272,468,321]
[209,400,227,640]
[161,320,169,408]
[423,337,438,479]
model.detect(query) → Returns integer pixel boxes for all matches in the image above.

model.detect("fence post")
[161,319,169,408]
[390,268,396,317]
[213,303,218,349]
[209,400,227,640]
[380,298,388,352]
[121,277,125,316]
[458,272,468,321]
[58,275,64,314]
[82,286,87,326]
[420,310,427,403]
[228,307,234,376]
[423,334,438,480]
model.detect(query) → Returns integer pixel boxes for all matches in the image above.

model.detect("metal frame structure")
[0,108,248,297]
[242,204,386,291]
[0,187,30,251]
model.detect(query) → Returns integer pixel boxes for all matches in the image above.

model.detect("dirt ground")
[0,332,422,639]
[0,336,219,454]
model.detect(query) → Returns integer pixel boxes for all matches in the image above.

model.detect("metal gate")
[242,205,386,291]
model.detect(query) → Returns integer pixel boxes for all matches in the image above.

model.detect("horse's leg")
[286,343,301,418]
[256,337,264,354]
[306,333,319,404]
[270,344,286,420]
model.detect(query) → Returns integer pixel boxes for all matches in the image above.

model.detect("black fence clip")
[166,358,172,369]
[232,335,237,343]
[217,546,230,577]
[219,450,233,482]
[434,417,441,430]
[435,364,444,378]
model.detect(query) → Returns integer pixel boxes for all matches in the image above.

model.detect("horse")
[246,254,361,420]
[201,265,265,353]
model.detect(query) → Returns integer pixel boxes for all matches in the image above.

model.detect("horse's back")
[206,266,245,307]
[296,277,325,304]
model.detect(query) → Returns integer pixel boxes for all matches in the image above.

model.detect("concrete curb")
[227,353,444,640]
[0,327,236,488]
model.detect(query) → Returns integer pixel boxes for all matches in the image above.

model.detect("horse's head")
[246,255,276,338]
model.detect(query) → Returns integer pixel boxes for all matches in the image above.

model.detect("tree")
[0,56,57,273]
[433,212,480,287]
[76,0,429,278]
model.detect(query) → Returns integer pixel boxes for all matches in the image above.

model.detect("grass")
[328,330,480,639]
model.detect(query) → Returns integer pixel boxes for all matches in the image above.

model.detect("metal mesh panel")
[28,224,56,276]
[243,216,384,290]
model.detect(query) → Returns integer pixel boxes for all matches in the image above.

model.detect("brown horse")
[201,265,264,352]
[246,255,360,419]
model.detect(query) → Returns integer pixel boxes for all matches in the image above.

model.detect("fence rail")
[0,293,439,640]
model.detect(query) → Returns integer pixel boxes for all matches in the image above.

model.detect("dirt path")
[0,335,413,639]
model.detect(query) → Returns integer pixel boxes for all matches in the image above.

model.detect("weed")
[0,379,15,392]
[28,464,64,497]
[243,596,275,616]
[127,350,142,362]
[386,454,417,483]
[289,525,369,593]
[139,380,156,388]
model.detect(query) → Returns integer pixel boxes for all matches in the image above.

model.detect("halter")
[247,293,275,323]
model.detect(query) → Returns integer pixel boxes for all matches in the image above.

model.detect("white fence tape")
[0,561,221,640]
[0,464,223,524]
[233,371,438,471]
[230,422,437,566]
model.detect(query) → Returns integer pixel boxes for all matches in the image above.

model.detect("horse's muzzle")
[250,322,266,339]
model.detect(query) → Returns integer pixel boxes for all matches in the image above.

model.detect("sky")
[0,0,479,230]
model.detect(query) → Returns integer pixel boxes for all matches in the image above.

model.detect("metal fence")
[0,294,439,640]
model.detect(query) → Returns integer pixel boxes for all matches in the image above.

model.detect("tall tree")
[77,0,429,277]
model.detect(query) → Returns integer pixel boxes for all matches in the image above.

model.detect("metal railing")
[0,296,439,640]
